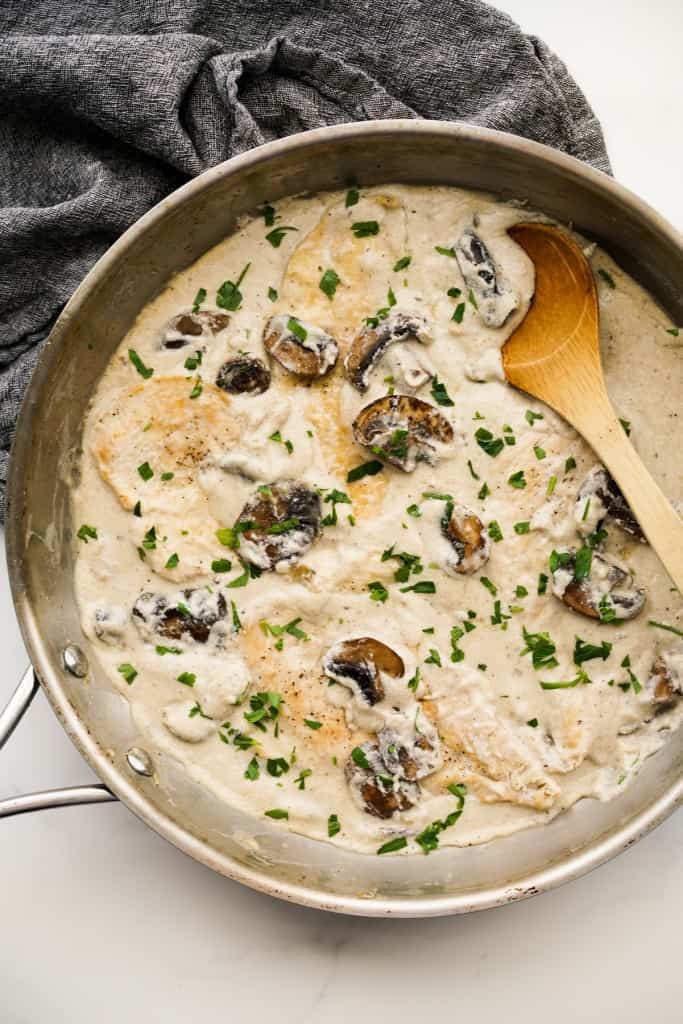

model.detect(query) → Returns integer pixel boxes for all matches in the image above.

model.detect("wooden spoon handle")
[577,395,683,593]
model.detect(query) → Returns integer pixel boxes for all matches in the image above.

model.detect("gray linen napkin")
[0,0,610,516]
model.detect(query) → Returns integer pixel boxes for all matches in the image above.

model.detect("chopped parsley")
[264,809,289,820]
[525,409,544,426]
[216,263,250,310]
[452,302,466,324]
[351,746,371,770]
[267,286,278,302]
[540,669,591,690]
[189,378,203,399]
[488,520,503,542]
[347,459,383,483]
[477,481,490,500]
[400,580,436,594]
[467,289,478,309]
[407,667,421,693]
[142,525,157,550]
[231,600,242,632]
[430,377,454,407]
[177,672,196,687]
[450,625,466,663]
[648,620,683,639]
[549,549,571,573]
[304,718,322,731]
[565,455,577,472]
[328,813,341,837]
[533,445,546,460]
[515,584,528,598]
[574,545,592,581]
[294,768,312,790]
[666,327,680,337]
[165,552,179,569]
[345,187,359,207]
[368,580,389,603]
[133,501,141,517]
[415,783,467,854]
[244,691,282,733]
[137,461,153,481]
[527,718,539,728]
[128,349,154,379]
[480,576,497,597]
[266,757,290,778]
[381,545,423,583]
[377,836,408,855]
[319,268,341,299]
[260,202,275,226]
[514,521,530,534]
[546,475,558,496]
[322,488,351,526]
[538,572,549,595]
[508,469,527,489]
[597,268,616,289]
[244,757,260,781]
[467,459,480,480]
[156,645,183,656]
[520,627,558,670]
[265,226,298,247]
[619,417,632,436]
[184,350,202,371]
[76,523,98,543]
[475,427,504,457]
[406,503,421,517]
[351,221,379,238]
[434,245,456,258]
[261,618,309,644]
[191,287,207,313]
[211,558,231,573]
[117,663,137,685]
[394,255,411,272]
[447,287,462,299]
[574,637,612,665]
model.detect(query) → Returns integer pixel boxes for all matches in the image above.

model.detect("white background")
[2,2,682,1020]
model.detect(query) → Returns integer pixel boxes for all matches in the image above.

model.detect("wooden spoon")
[503,222,683,592]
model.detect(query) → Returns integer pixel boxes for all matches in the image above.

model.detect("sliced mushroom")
[91,603,128,645]
[551,550,646,621]
[345,311,432,392]
[133,589,228,644]
[345,742,420,819]
[647,646,683,711]
[263,315,339,379]
[161,310,231,349]
[322,637,405,706]
[234,480,321,571]
[455,227,518,328]
[575,465,644,541]
[441,502,490,575]
[378,717,442,780]
[216,355,271,395]
[352,394,454,472]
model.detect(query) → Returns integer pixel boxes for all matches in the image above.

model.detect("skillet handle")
[0,665,117,818]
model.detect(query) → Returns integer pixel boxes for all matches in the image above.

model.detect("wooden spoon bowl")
[503,222,683,593]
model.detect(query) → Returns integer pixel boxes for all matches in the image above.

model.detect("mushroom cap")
[216,355,271,395]
[235,480,321,571]
[575,466,644,541]
[552,550,646,621]
[162,310,231,349]
[455,227,518,328]
[345,742,420,819]
[133,589,227,644]
[344,310,432,392]
[441,502,490,574]
[263,315,339,380]
[322,636,405,706]
[352,394,454,472]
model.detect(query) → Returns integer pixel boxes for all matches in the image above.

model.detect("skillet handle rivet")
[62,644,88,678]
[126,747,154,777]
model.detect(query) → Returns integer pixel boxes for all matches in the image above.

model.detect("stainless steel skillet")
[2,120,682,917]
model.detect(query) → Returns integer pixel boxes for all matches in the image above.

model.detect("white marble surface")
[2,3,682,1020]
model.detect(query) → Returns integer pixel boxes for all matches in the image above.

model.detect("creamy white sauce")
[72,184,683,855]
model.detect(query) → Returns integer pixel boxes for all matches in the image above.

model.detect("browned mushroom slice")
[216,355,271,395]
[352,394,454,472]
[322,637,405,706]
[344,311,432,392]
[161,310,231,349]
[646,645,683,710]
[234,480,321,571]
[263,315,339,379]
[575,466,644,541]
[378,720,442,780]
[551,549,646,621]
[133,589,227,644]
[345,742,420,819]
[455,228,518,328]
[441,502,490,575]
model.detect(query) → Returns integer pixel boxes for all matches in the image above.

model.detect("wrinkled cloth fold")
[0,0,610,516]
